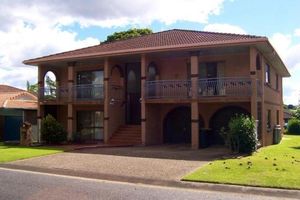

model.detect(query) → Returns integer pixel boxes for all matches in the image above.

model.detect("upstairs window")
[256,54,261,70]
[265,64,271,84]
[276,74,279,90]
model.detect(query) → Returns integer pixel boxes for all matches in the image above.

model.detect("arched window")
[256,54,261,70]
[44,71,57,99]
[127,70,137,93]
[147,62,157,81]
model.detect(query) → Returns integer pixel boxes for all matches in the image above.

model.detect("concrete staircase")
[109,125,142,145]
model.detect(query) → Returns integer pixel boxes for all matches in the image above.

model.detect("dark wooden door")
[126,63,141,124]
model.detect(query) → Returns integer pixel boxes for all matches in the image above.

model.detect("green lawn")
[183,135,300,189]
[0,143,64,163]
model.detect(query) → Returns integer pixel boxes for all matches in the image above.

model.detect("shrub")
[41,114,67,144]
[222,114,257,154]
[287,118,300,135]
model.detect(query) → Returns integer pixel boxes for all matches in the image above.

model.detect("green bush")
[41,114,67,144]
[287,118,300,135]
[222,115,257,154]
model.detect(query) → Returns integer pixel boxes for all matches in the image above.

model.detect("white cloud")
[0,23,99,89]
[270,31,300,105]
[203,23,247,34]
[0,0,227,89]
[0,0,226,29]
[294,28,300,37]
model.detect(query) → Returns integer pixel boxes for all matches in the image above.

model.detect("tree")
[288,104,296,110]
[292,107,300,120]
[26,81,38,94]
[105,28,153,42]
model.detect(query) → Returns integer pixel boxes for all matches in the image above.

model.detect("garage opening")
[209,106,250,145]
[163,106,191,144]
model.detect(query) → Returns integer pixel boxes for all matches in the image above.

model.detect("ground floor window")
[77,111,104,141]
[267,110,271,129]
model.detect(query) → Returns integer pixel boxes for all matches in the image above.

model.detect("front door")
[126,63,141,124]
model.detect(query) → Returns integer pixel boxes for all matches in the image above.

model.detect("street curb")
[0,163,299,199]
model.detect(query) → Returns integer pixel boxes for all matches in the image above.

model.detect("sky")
[0,0,300,104]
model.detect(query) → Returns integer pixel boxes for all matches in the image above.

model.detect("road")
[0,168,293,200]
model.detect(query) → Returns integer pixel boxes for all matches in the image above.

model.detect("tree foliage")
[292,107,300,120]
[26,81,38,94]
[221,115,257,154]
[105,28,153,42]
[41,114,67,144]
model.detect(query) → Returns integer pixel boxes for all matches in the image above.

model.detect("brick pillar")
[67,63,75,140]
[104,58,110,143]
[141,54,147,145]
[250,47,258,121]
[37,65,43,143]
[260,57,266,146]
[190,54,199,149]
[250,47,259,146]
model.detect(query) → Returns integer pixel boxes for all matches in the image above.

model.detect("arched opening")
[256,54,261,70]
[44,71,57,100]
[147,62,158,97]
[147,62,158,81]
[163,106,191,144]
[209,106,250,145]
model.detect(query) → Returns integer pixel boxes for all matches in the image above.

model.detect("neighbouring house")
[0,85,38,142]
[23,29,290,149]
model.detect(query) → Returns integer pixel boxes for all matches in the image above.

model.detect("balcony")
[39,84,104,103]
[145,80,191,100]
[145,77,259,101]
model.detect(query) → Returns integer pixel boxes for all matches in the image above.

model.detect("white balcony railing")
[39,84,104,102]
[145,77,259,100]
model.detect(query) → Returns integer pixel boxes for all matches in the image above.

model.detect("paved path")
[7,145,229,182]
[0,168,293,200]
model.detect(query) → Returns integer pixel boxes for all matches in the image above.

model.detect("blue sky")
[0,0,299,104]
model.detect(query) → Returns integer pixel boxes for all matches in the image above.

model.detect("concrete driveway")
[6,145,230,183]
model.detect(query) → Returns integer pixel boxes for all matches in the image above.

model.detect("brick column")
[67,62,75,140]
[104,58,110,143]
[260,57,266,146]
[190,54,199,149]
[141,54,147,145]
[37,65,43,143]
[250,47,258,120]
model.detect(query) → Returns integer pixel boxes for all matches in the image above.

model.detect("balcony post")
[67,62,75,140]
[37,65,43,143]
[250,47,260,144]
[104,58,110,143]
[141,54,147,145]
[260,57,266,146]
[250,47,258,120]
[190,53,199,149]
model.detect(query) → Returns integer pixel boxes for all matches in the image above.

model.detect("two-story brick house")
[23,29,290,149]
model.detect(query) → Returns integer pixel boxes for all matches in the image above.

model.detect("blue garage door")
[4,116,23,141]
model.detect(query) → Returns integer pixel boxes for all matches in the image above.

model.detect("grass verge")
[0,143,63,163]
[182,135,300,189]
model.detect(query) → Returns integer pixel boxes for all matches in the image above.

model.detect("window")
[265,64,271,84]
[77,111,104,140]
[276,110,280,125]
[267,109,271,129]
[276,74,279,90]
[256,54,261,70]
[76,70,103,99]
[147,62,157,81]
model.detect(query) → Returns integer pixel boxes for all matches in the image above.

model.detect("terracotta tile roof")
[0,85,37,110]
[23,29,267,64]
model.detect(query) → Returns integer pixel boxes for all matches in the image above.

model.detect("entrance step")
[109,125,142,145]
